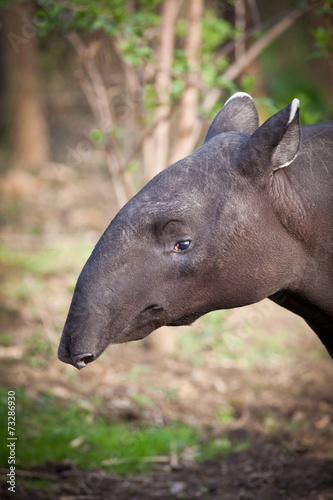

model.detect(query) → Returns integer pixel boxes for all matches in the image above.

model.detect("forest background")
[0,1,333,499]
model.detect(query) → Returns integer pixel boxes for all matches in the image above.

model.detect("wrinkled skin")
[58,93,333,369]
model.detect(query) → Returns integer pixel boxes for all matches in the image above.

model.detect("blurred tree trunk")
[2,3,49,172]
[141,0,179,352]
[144,0,178,180]
[170,0,204,163]
[235,0,246,63]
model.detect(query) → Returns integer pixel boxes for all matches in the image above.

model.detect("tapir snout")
[59,93,333,368]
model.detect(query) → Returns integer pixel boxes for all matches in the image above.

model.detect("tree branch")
[66,32,129,208]
[235,0,246,63]
[203,6,312,112]
[170,0,204,163]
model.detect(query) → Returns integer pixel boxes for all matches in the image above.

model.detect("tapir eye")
[173,240,191,252]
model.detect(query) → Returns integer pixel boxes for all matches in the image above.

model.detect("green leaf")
[202,66,218,87]
[33,0,159,38]
[137,45,152,58]
[111,127,126,139]
[171,78,185,100]
[216,76,237,93]
[216,57,229,72]
[202,9,234,54]
[241,74,255,94]
[131,393,154,407]
[173,49,189,74]
[144,84,158,114]
[312,25,333,59]
[90,15,109,31]
[176,18,188,37]
[253,29,263,40]
[90,129,104,144]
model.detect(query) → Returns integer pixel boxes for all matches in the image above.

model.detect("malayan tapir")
[58,92,333,369]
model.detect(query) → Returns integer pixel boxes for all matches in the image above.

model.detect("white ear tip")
[225,92,254,107]
[288,98,300,124]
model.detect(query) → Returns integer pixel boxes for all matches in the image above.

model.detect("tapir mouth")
[136,303,165,321]
[111,303,167,344]
[58,303,166,369]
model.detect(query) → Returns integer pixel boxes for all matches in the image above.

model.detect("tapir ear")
[204,92,259,143]
[240,98,301,177]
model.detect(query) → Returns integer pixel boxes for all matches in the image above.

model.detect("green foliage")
[0,0,18,9]
[130,393,154,407]
[316,0,333,16]
[125,364,150,380]
[202,9,234,54]
[263,411,283,433]
[216,407,235,427]
[0,243,92,278]
[1,0,332,131]
[23,331,54,368]
[158,387,179,402]
[171,78,185,100]
[201,66,219,88]
[176,311,231,364]
[90,128,104,144]
[0,243,61,276]
[110,126,127,139]
[0,388,235,474]
[0,333,12,346]
[35,1,123,35]
[310,1,333,89]
[172,49,189,74]
[176,18,188,38]
[215,56,229,72]
[260,14,331,124]
[198,9,235,96]
[119,38,154,66]
[200,435,232,460]
[312,25,333,59]
[255,97,279,117]
[143,84,158,116]
[176,306,302,368]
[24,478,55,490]
[241,74,255,94]
[35,0,161,66]
[29,1,237,111]
[29,0,332,125]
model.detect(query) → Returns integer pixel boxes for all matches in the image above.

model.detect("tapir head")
[59,93,303,369]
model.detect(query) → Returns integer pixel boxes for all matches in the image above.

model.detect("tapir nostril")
[73,353,95,370]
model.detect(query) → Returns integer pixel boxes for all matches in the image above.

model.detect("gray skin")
[58,92,333,369]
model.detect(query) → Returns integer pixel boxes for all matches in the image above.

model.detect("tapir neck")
[270,122,333,355]
[273,122,333,247]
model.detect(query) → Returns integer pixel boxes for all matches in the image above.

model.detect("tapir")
[58,92,333,369]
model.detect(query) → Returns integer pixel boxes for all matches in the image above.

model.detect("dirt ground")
[1,171,333,499]
[1,445,333,500]
[1,306,333,500]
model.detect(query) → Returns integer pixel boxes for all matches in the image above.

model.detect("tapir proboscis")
[58,92,333,369]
